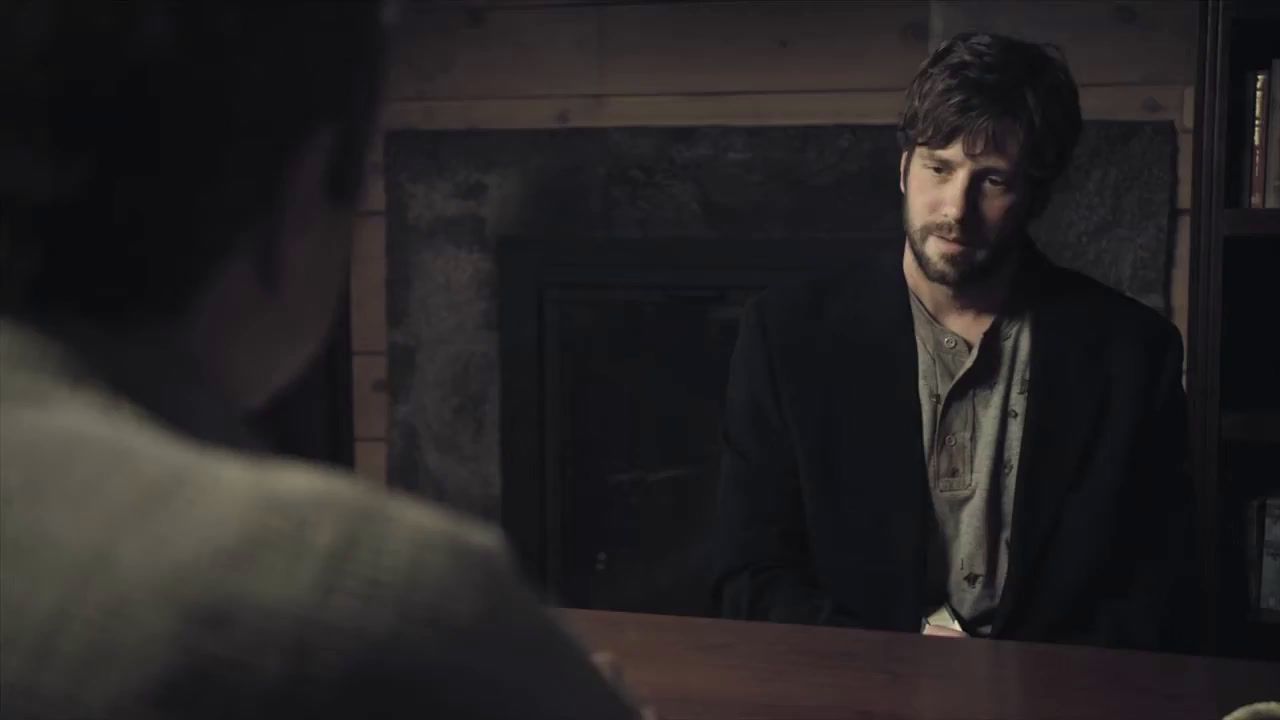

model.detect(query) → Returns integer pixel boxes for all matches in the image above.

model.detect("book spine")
[1249,70,1269,209]
[1262,497,1280,612]
[1266,59,1280,208]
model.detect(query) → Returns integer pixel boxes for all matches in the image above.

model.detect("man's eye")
[985,176,1008,188]
[927,165,946,175]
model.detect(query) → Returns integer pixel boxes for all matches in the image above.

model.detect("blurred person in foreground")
[0,3,645,717]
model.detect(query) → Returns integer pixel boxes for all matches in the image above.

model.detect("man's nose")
[938,176,972,225]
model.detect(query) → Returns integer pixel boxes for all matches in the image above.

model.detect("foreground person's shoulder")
[216,448,513,573]
[218,457,643,718]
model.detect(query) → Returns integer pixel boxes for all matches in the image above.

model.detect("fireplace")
[499,234,889,614]
[384,122,1175,615]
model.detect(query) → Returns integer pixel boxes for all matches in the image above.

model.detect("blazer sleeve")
[1084,327,1203,653]
[712,298,858,627]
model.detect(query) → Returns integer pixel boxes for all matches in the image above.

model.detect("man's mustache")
[922,222,963,242]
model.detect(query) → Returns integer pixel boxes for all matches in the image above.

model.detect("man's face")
[900,138,1026,287]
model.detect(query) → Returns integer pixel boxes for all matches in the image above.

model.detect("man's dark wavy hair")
[898,32,1083,213]
[0,1,387,322]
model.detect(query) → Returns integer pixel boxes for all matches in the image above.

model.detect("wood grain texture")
[387,2,929,101]
[389,2,1195,101]
[353,440,387,486]
[1182,85,1197,131]
[1178,130,1194,210]
[380,89,905,129]
[376,83,1187,132]
[928,0,1199,86]
[351,353,388,440]
[1172,210,1191,359]
[593,1,928,95]
[560,609,1280,720]
[350,214,387,352]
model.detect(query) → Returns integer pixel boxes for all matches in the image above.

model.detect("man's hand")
[921,624,968,638]
[921,605,968,638]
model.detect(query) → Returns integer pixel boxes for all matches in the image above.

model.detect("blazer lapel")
[823,250,931,626]
[994,255,1105,633]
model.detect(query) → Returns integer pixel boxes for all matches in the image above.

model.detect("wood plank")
[1181,85,1196,132]
[596,1,929,95]
[379,84,1184,131]
[354,440,388,486]
[360,169,386,214]
[386,3,601,100]
[1178,130,1193,211]
[381,89,905,129]
[389,1,1195,102]
[352,353,388,440]
[359,131,385,212]
[929,0,1199,87]
[1171,211,1191,360]
[1077,84,1186,121]
[387,2,929,100]
[350,214,387,353]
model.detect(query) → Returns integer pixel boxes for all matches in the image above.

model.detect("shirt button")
[1008,409,1019,419]
[944,434,957,447]
[931,393,941,405]
[943,336,958,349]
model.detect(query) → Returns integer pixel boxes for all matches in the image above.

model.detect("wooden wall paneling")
[350,214,388,353]
[352,353,389,440]
[390,2,1194,101]
[1077,84,1187,122]
[360,131,386,213]
[389,2,929,101]
[1178,130,1194,210]
[377,83,1189,133]
[355,440,388,486]
[594,1,929,95]
[928,0,1199,86]
[361,171,386,214]
[1181,85,1196,131]
[1172,210,1192,357]
[387,4,601,100]
[380,89,906,130]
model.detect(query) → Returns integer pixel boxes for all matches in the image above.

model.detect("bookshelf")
[1188,0,1280,661]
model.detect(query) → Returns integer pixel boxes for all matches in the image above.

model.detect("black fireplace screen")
[544,286,757,614]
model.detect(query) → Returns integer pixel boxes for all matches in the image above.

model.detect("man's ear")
[899,150,910,194]
[254,129,339,293]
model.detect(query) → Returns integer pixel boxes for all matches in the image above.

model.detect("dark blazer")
[713,247,1199,653]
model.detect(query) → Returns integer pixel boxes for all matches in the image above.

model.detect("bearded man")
[712,32,1199,653]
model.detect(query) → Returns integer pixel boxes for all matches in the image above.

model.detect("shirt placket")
[933,334,977,494]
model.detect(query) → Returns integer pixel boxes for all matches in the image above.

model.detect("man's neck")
[902,242,1021,346]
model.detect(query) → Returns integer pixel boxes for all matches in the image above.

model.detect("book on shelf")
[1247,68,1269,209]
[1247,495,1280,617]
[1266,59,1280,208]
[1262,496,1280,614]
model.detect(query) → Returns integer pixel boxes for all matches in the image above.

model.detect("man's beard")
[904,212,1017,288]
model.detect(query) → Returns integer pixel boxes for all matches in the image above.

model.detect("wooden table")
[560,609,1279,720]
